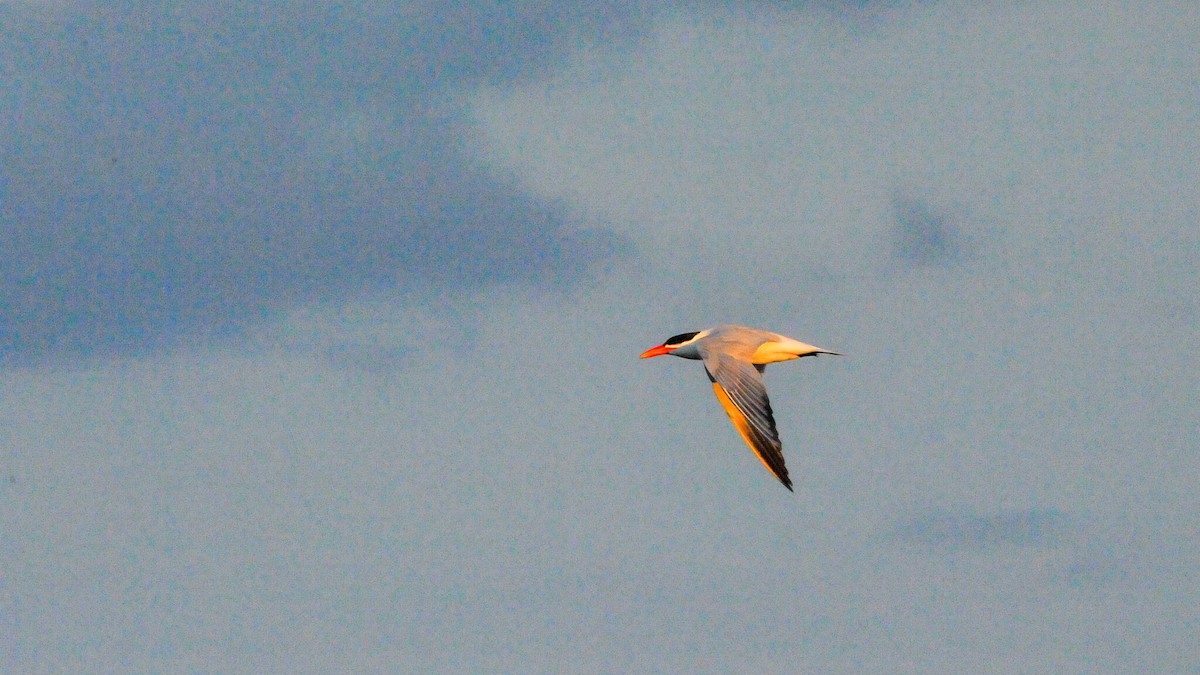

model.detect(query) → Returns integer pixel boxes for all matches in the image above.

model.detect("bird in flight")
[640,325,837,491]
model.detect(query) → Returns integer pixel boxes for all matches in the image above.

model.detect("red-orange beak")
[640,344,672,359]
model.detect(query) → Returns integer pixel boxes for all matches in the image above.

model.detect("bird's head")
[640,331,702,359]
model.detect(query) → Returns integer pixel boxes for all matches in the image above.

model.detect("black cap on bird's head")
[640,331,701,358]
[664,332,699,347]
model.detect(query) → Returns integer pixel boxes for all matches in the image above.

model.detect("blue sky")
[2,1,1198,672]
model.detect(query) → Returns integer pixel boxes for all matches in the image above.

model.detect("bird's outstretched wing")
[701,351,792,491]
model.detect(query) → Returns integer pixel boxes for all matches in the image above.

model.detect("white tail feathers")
[751,338,838,364]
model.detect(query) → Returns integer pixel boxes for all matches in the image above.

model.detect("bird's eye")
[664,331,699,347]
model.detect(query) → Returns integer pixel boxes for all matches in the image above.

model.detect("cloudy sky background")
[2,0,1198,671]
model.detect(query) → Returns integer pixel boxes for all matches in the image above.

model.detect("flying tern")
[640,325,837,491]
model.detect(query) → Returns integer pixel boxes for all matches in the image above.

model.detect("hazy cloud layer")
[0,1,645,365]
[3,1,1199,672]
[888,508,1076,549]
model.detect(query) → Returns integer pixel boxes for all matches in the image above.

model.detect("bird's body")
[640,325,837,491]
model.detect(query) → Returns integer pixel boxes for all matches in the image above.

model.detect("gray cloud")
[0,2,646,365]
[888,509,1076,550]
[891,195,963,267]
[5,2,1200,671]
